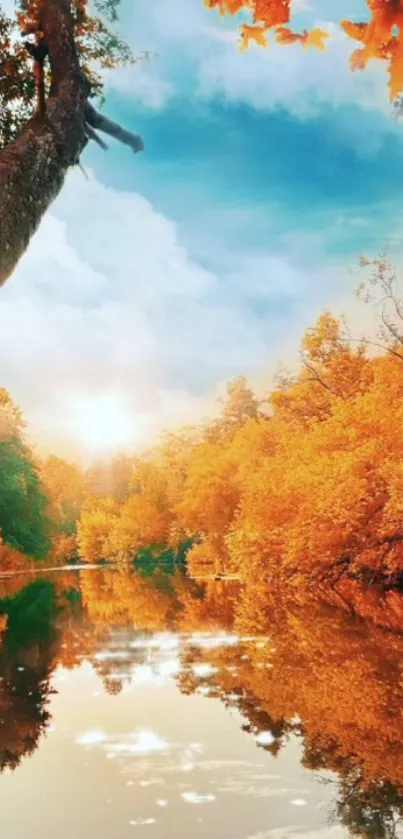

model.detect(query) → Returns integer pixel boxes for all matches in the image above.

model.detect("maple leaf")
[239,23,268,51]
[253,0,290,28]
[340,21,369,43]
[275,26,302,46]
[302,28,330,52]
[205,0,403,105]
[205,0,245,13]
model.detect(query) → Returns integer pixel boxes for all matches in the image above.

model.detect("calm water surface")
[0,567,402,839]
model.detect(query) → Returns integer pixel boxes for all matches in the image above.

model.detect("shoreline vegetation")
[2,256,403,625]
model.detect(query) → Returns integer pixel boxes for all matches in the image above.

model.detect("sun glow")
[66,391,145,455]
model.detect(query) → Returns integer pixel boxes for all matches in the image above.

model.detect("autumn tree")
[205,377,260,444]
[357,254,403,359]
[0,0,144,287]
[79,456,174,563]
[54,262,403,591]
[168,378,262,577]
[270,313,370,427]
[39,455,86,563]
[77,496,119,563]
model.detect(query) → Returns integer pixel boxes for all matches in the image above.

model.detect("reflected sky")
[0,640,340,839]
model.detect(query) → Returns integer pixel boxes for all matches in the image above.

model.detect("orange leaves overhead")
[275,26,329,50]
[205,0,322,52]
[206,0,403,99]
[206,0,291,28]
[205,0,246,13]
[340,21,368,44]
[341,6,403,100]
[240,23,268,50]
[253,0,290,28]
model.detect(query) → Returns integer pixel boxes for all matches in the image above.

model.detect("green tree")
[0,391,50,560]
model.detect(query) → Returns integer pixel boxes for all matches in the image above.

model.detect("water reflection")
[0,567,402,838]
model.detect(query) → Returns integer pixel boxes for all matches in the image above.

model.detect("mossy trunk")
[0,0,86,287]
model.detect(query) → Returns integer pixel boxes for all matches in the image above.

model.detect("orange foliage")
[206,0,403,99]
[78,458,174,563]
[0,543,35,574]
[50,257,403,613]
[77,497,119,563]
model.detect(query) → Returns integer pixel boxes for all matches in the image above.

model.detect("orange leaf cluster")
[72,258,403,597]
[206,0,403,99]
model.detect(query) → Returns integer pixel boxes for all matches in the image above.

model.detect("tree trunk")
[0,0,89,287]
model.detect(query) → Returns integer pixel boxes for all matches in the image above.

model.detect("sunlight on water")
[76,729,108,745]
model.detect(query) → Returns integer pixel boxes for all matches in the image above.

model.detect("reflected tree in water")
[0,580,59,771]
[2,568,403,839]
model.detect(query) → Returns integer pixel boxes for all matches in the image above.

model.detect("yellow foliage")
[302,28,329,52]
[77,498,119,563]
[73,256,403,597]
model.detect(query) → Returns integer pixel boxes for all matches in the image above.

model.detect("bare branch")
[84,122,108,150]
[380,307,403,346]
[85,102,144,153]
[340,335,403,363]
[301,356,346,401]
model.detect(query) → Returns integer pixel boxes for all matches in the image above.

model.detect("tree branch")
[84,122,108,150]
[85,102,144,153]
[301,356,346,401]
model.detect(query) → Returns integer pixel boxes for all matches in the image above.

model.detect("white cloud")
[0,171,225,456]
[112,0,390,124]
[104,62,174,110]
[195,22,389,118]
[2,0,391,122]
[0,168,372,461]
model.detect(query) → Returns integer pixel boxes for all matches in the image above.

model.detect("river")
[0,566,402,839]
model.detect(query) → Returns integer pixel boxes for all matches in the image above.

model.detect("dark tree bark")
[0,0,143,288]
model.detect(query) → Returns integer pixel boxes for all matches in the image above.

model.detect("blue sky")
[0,0,402,458]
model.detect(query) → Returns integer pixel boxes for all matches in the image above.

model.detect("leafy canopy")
[0,0,136,148]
